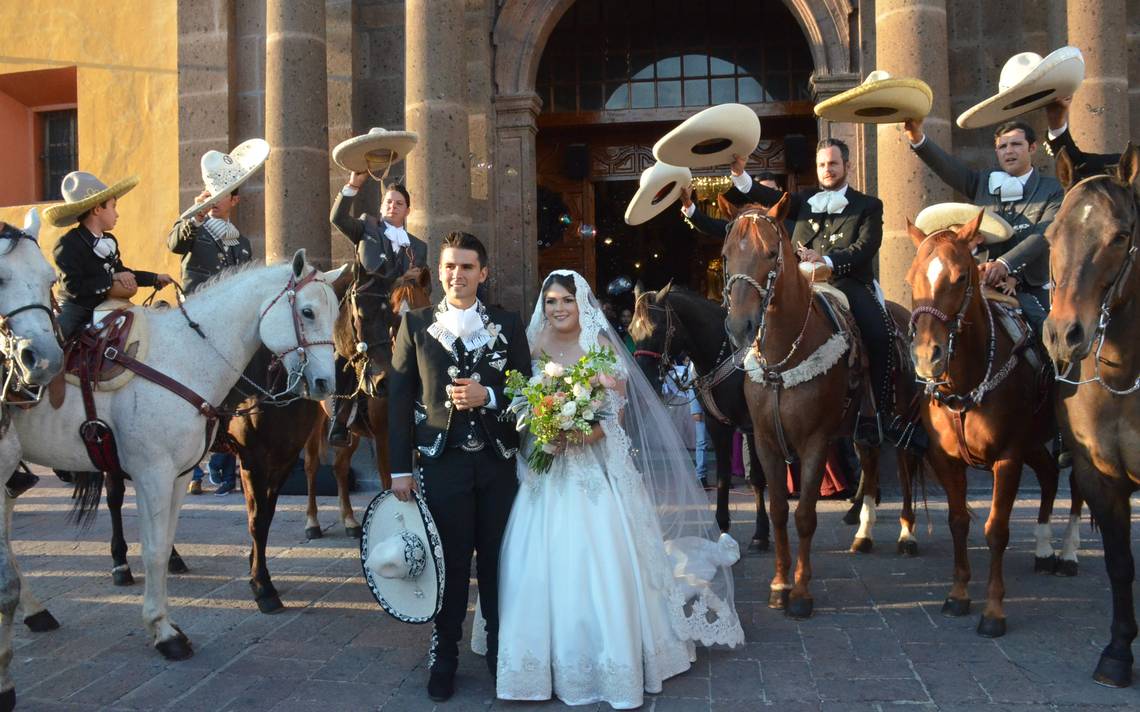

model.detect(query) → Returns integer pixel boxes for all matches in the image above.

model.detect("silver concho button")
[447,365,460,379]
[471,372,481,383]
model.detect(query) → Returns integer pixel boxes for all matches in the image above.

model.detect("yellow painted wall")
[0,1,179,283]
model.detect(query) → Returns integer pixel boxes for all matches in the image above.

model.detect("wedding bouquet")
[505,346,619,474]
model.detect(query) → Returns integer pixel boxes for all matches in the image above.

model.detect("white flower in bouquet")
[560,401,578,417]
[544,362,565,379]
[572,382,590,399]
[581,407,595,421]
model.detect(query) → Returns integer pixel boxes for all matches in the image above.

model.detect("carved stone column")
[1067,0,1130,155]
[265,0,331,267]
[874,0,953,307]
[490,92,542,316]
[405,0,471,271]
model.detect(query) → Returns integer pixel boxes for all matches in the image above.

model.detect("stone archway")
[489,0,857,312]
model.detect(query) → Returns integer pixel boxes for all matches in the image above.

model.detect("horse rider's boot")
[4,467,39,498]
[855,413,882,446]
[328,398,352,448]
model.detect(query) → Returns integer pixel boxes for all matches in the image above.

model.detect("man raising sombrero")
[47,171,173,340]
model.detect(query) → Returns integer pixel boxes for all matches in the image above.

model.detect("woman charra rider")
[45,171,172,340]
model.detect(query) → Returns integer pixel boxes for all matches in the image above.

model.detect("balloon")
[606,276,633,296]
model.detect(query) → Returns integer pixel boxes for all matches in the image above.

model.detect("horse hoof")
[850,537,873,554]
[112,567,135,586]
[0,687,14,712]
[305,526,323,540]
[257,595,285,615]
[1034,554,1059,574]
[345,526,363,539]
[1092,653,1134,688]
[941,597,971,617]
[976,615,1007,638]
[768,589,790,610]
[23,610,60,633]
[1055,559,1079,577]
[168,555,189,575]
[842,502,861,526]
[155,636,194,661]
[897,540,919,557]
[786,597,814,620]
[748,539,770,554]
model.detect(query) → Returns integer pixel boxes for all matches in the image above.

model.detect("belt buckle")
[103,346,119,360]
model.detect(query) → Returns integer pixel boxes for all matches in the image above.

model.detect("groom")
[388,231,532,701]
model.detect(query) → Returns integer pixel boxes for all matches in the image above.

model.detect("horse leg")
[0,490,20,710]
[105,476,134,586]
[303,419,324,540]
[745,432,769,552]
[788,443,828,619]
[896,451,920,556]
[373,396,392,492]
[708,420,733,533]
[1074,457,1136,687]
[1024,444,1061,574]
[850,443,879,554]
[759,445,791,609]
[134,478,192,660]
[977,456,1024,638]
[338,437,361,538]
[0,497,54,632]
[1056,469,1084,577]
[243,464,284,614]
[933,450,971,618]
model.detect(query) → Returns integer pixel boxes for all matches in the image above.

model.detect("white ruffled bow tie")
[438,305,484,342]
[384,223,410,249]
[91,235,116,259]
[807,190,848,215]
[988,171,1025,203]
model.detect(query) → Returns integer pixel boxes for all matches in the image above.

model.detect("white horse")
[0,208,66,711]
[9,249,341,664]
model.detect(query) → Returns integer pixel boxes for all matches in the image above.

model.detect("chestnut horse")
[721,195,920,618]
[302,268,432,538]
[1044,143,1140,687]
[908,211,1078,639]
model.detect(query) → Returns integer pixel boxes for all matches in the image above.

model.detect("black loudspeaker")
[784,134,810,173]
[564,143,590,180]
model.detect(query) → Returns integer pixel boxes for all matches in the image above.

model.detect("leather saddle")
[64,302,150,392]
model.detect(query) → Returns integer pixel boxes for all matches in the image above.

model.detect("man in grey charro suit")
[328,173,428,445]
[904,117,1064,335]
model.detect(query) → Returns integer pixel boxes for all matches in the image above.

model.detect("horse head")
[629,280,679,391]
[905,211,986,380]
[1043,142,1140,371]
[0,208,63,387]
[720,192,795,349]
[258,249,345,400]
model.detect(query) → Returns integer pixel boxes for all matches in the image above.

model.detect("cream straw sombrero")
[957,47,1085,129]
[333,127,419,174]
[44,172,139,228]
[915,202,1014,245]
[653,104,761,169]
[814,71,933,124]
[624,162,692,225]
[179,139,270,220]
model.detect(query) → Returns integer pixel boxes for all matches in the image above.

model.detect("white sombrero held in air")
[624,162,692,226]
[814,70,933,124]
[333,127,419,174]
[957,47,1085,129]
[179,139,271,221]
[44,172,140,228]
[653,103,761,169]
[915,202,1014,245]
[360,490,444,624]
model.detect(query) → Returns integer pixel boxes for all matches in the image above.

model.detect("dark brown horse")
[721,195,920,619]
[908,210,1078,639]
[629,283,770,551]
[302,268,432,539]
[1044,143,1140,687]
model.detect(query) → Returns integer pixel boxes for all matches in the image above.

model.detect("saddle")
[63,301,149,392]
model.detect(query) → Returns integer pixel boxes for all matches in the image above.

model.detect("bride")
[492,270,744,709]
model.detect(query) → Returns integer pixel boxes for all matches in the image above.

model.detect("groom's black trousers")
[420,446,518,672]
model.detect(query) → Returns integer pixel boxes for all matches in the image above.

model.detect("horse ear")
[906,219,928,247]
[417,266,432,292]
[656,280,673,303]
[768,192,792,222]
[1117,141,1140,195]
[633,280,644,300]
[330,264,353,298]
[21,207,40,239]
[322,264,348,284]
[1055,146,1076,192]
[717,194,740,222]
[291,249,308,279]
[955,210,986,245]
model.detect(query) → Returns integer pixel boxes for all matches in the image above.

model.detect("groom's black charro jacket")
[388,300,532,473]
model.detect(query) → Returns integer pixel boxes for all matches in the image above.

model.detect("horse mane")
[181,260,272,299]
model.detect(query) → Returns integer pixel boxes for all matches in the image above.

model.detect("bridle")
[342,265,397,397]
[252,267,337,399]
[0,230,58,405]
[1052,176,1140,395]
[631,292,683,393]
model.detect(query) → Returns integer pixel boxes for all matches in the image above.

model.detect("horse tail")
[67,471,105,527]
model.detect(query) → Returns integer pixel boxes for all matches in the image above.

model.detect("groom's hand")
[391,475,418,502]
[451,378,488,411]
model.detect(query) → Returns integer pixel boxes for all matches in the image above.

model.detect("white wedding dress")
[490,271,744,709]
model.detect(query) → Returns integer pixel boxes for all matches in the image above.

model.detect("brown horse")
[721,195,920,619]
[907,210,1078,639]
[302,268,432,539]
[1044,144,1140,687]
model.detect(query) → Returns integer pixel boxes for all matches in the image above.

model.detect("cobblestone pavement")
[6,472,1140,711]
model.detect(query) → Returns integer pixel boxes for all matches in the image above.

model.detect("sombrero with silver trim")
[333,127,419,173]
[179,138,271,220]
[653,103,761,169]
[915,202,1014,245]
[814,70,933,124]
[624,162,692,225]
[44,172,139,228]
[360,489,444,624]
[957,47,1085,129]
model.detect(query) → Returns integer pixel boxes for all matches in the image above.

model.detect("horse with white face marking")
[0,208,65,711]
[9,250,341,664]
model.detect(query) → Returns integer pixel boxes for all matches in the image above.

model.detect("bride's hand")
[558,424,604,451]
